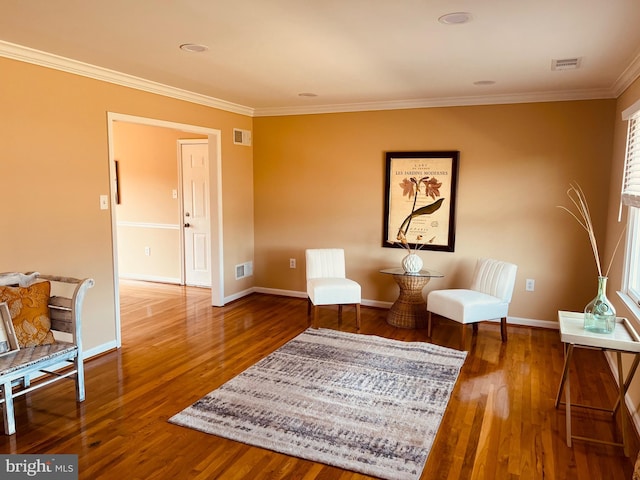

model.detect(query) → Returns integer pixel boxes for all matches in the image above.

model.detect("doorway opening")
[107,112,224,348]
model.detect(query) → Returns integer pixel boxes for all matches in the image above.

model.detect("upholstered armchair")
[305,249,361,331]
[426,258,518,350]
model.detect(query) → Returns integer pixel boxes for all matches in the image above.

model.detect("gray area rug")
[169,328,467,480]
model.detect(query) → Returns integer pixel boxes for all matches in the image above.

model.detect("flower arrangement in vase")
[558,183,625,333]
[395,232,425,273]
[390,176,444,273]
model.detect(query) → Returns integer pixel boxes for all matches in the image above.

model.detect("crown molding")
[252,88,616,117]
[0,40,255,117]
[612,48,640,97]
[2,40,637,119]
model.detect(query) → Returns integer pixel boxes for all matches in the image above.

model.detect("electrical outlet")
[144,246,151,256]
[525,278,535,292]
[289,258,296,268]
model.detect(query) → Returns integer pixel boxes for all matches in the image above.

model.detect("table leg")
[617,352,629,457]
[612,353,640,415]
[555,343,574,447]
[386,275,430,329]
[555,343,573,408]
[565,349,572,447]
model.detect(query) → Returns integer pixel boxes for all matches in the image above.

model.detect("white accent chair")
[426,258,518,350]
[306,249,361,331]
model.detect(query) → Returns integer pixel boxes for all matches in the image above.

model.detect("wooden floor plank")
[0,280,637,479]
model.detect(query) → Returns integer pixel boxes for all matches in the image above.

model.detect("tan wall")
[116,226,181,281]
[0,56,254,353]
[0,50,623,351]
[254,100,617,322]
[113,122,205,282]
[3,48,637,423]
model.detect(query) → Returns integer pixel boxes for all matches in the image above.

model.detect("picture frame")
[383,151,459,252]
[0,302,19,356]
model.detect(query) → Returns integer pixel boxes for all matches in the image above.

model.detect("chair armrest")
[40,276,94,350]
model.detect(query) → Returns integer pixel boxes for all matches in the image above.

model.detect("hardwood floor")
[1,280,638,479]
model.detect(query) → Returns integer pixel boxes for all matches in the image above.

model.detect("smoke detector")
[551,57,582,71]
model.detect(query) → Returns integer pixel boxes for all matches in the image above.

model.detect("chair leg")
[427,311,433,338]
[501,317,508,342]
[313,305,320,329]
[338,305,343,327]
[2,381,15,435]
[460,324,467,350]
[307,298,312,316]
[355,304,361,332]
[75,355,85,402]
[472,323,478,335]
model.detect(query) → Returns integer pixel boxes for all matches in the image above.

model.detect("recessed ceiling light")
[298,92,318,97]
[438,12,473,25]
[179,43,209,53]
[473,80,496,86]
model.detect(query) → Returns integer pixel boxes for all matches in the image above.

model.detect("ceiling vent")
[551,57,582,71]
[233,128,252,146]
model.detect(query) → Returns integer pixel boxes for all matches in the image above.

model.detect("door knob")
[184,223,191,228]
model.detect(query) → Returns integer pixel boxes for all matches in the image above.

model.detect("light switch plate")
[100,195,109,210]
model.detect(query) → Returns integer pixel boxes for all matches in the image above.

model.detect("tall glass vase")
[584,276,616,334]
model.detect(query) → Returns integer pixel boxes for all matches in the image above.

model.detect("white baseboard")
[224,287,259,304]
[253,287,395,309]
[253,286,307,299]
[120,284,561,330]
[84,340,118,359]
[253,287,553,326]
[499,316,559,330]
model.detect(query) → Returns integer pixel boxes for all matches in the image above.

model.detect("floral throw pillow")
[0,281,55,347]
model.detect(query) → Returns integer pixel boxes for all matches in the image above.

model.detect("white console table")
[555,310,640,456]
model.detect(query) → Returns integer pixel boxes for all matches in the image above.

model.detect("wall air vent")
[233,128,252,146]
[235,261,253,280]
[551,57,582,71]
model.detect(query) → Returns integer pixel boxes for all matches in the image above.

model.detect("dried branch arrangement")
[557,182,625,277]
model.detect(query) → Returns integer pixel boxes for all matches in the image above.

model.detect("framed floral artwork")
[383,151,459,252]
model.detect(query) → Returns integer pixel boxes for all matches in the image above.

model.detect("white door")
[181,141,212,287]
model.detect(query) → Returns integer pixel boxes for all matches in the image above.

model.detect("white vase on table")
[402,253,423,274]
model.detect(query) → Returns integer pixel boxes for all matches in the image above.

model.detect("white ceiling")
[2,0,640,116]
